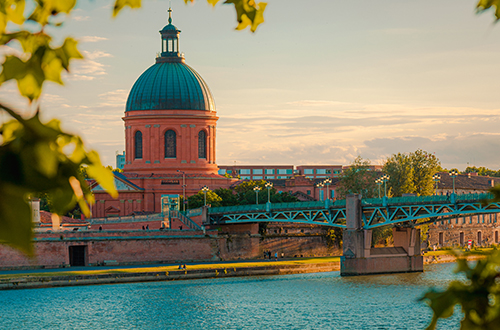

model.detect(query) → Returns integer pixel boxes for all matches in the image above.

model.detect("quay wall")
[0,228,338,270]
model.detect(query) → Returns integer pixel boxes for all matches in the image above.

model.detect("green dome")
[125,61,215,112]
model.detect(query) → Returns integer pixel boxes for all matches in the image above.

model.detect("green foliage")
[383,149,440,197]
[184,0,267,32]
[372,226,393,247]
[421,250,500,329]
[464,166,500,177]
[213,188,239,206]
[188,189,223,209]
[325,228,342,248]
[337,156,378,199]
[477,0,500,19]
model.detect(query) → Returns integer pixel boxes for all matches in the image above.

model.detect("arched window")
[165,130,176,158]
[198,130,207,159]
[134,131,143,159]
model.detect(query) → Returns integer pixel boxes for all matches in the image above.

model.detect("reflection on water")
[2,263,461,329]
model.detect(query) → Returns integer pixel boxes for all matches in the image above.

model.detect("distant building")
[116,151,126,170]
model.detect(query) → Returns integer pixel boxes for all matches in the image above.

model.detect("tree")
[464,166,500,177]
[337,156,378,199]
[0,0,267,255]
[213,188,239,206]
[383,149,440,197]
[187,189,223,209]
[421,250,500,330]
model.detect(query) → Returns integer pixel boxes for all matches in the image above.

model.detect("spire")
[157,5,184,63]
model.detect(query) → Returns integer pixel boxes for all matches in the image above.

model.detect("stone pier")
[340,194,423,276]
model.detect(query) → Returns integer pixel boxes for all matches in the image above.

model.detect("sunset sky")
[1,0,500,169]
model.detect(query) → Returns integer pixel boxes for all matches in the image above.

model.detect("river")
[1,263,461,329]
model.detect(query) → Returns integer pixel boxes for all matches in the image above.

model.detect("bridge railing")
[208,192,494,216]
[183,208,202,217]
[363,193,493,205]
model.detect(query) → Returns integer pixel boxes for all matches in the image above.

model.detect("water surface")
[1,263,461,329]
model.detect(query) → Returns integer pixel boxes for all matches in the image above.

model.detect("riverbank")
[0,251,489,290]
[0,257,341,290]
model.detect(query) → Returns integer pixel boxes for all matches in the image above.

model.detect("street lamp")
[253,186,261,204]
[265,182,273,203]
[449,170,458,195]
[316,182,324,201]
[381,174,390,197]
[201,186,209,206]
[177,169,186,212]
[323,178,332,200]
[432,173,441,196]
[375,178,383,198]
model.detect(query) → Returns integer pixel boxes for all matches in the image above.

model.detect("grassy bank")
[0,257,341,280]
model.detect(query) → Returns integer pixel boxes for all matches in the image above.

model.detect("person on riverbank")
[274,252,278,261]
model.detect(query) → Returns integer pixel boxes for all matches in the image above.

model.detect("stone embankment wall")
[0,225,338,270]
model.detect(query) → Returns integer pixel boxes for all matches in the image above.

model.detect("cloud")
[83,50,113,60]
[72,15,90,21]
[69,59,108,80]
[97,89,128,107]
[79,36,108,43]
[286,100,355,107]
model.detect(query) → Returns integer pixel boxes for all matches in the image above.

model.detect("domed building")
[91,10,236,218]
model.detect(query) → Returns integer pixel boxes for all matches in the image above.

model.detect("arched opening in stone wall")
[459,232,464,246]
[477,231,482,246]
[438,232,443,246]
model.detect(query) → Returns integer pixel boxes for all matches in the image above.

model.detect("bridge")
[205,193,500,228]
[202,193,500,276]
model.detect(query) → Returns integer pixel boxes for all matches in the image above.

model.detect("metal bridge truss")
[207,194,500,229]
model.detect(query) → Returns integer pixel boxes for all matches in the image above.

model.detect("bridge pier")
[340,194,423,276]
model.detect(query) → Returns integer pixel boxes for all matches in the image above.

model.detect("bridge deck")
[207,193,500,228]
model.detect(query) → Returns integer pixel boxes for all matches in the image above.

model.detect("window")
[265,176,275,179]
[495,231,499,244]
[241,176,251,180]
[227,170,232,174]
[198,131,207,158]
[304,169,314,175]
[240,169,251,175]
[460,232,464,246]
[164,130,176,158]
[253,176,263,180]
[307,190,311,195]
[134,131,143,159]
[277,176,290,179]
[277,169,291,175]
[439,232,443,246]
[478,231,482,245]
[253,169,263,174]
[218,169,226,175]
[265,169,275,174]
[317,169,327,174]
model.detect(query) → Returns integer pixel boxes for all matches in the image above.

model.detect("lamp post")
[375,178,383,198]
[265,182,273,203]
[177,170,186,212]
[432,173,441,196]
[201,186,209,206]
[253,186,261,204]
[317,182,324,201]
[381,174,390,197]
[324,178,332,200]
[449,170,458,195]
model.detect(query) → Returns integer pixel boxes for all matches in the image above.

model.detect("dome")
[161,23,178,32]
[125,61,216,112]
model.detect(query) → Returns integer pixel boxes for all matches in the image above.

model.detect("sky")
[1,0,500,170]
